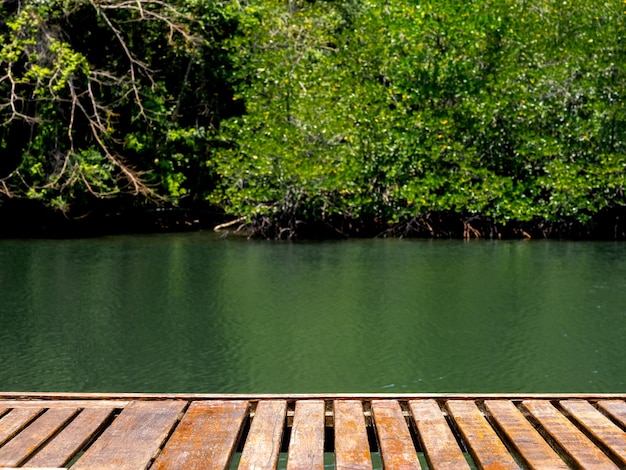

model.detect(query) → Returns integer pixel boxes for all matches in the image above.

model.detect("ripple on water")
[2,237,626,393]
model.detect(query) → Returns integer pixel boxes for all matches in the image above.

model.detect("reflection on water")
[0,234,625,393]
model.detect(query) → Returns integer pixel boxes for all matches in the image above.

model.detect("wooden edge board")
[0,401,129,409]
[2,392,626,401]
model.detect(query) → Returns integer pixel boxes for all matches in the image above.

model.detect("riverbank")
[1,199,625,240]
[0,200,224,238]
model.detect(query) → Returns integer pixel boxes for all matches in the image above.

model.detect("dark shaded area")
[1,201,625,239]
[0,199,227,238]
[218,208,626,241]
[0,121,32,178]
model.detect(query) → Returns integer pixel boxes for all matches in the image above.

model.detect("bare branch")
[1,0,205,204]
[0,66,41,125]
[96,0,199,44]
[0,181,12,197]
[89,0,152,119]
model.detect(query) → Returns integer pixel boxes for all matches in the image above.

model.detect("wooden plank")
[0,408,77,467]
[151,400,248,470]
[238,400,287,470]
[23,407,114,468]
[8,392,626,399]
[71,400,185,470]
[560,400,626,465]
[0,400,128,409]
[371,400,421,470]
[446,400,519,470]
[598,400,626,428]
[0,408,43,447]
[484,400,566,470]
[522,400,619,469]
[286,400,325,470]
[409,399,470,470]
[333,400,372,470]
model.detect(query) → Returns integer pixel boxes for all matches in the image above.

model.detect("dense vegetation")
[1,0,625,238]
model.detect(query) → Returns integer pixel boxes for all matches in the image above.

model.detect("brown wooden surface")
[598,400,626,428]
[371,400,421,470]
[334,400,372,470]
[0,400,128,409]
[0,409,43,448]
[239,400,287,470]
[446,400,519,470]
[1,394,626,469]
[5,392,626,401]
[484,399,567,470]
[409,399,470,470]
[151,400,248,470]
[560,399,626,465]
[286,400,325,470]
[71,400,185,470]
[0,407,77,467]
[23,407,114,468]
[522,400,619,469]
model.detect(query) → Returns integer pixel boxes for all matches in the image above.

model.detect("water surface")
[1,234,625,393]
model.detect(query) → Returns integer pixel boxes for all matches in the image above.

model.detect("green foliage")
[0,0,236,213]
[1,0,625,237]
[211,0,626,237]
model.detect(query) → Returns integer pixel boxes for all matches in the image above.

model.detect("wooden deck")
[1,393,626,469]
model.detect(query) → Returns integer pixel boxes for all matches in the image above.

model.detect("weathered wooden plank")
[484,400,565,470]
[71,400,185,470]
[151,400,248,470]
[286,400,325,470]
[5,392,626,401]
[23,407,114,468]
[334,400,372,470]
[598,400,626,428]
[522,400,618,469]
[446,400,519,470]
[0,395,625,470]
[0,400,128,409]
[560,400,626,465]
[238,400,287,470]
[371,400,421,470]
[0,408,77,467]
[409,399,470,470]
[0,408,43,448]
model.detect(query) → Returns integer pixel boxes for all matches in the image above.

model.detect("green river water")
[1,233,625,394]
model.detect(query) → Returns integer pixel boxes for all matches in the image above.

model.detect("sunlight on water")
[0,234,625,393]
